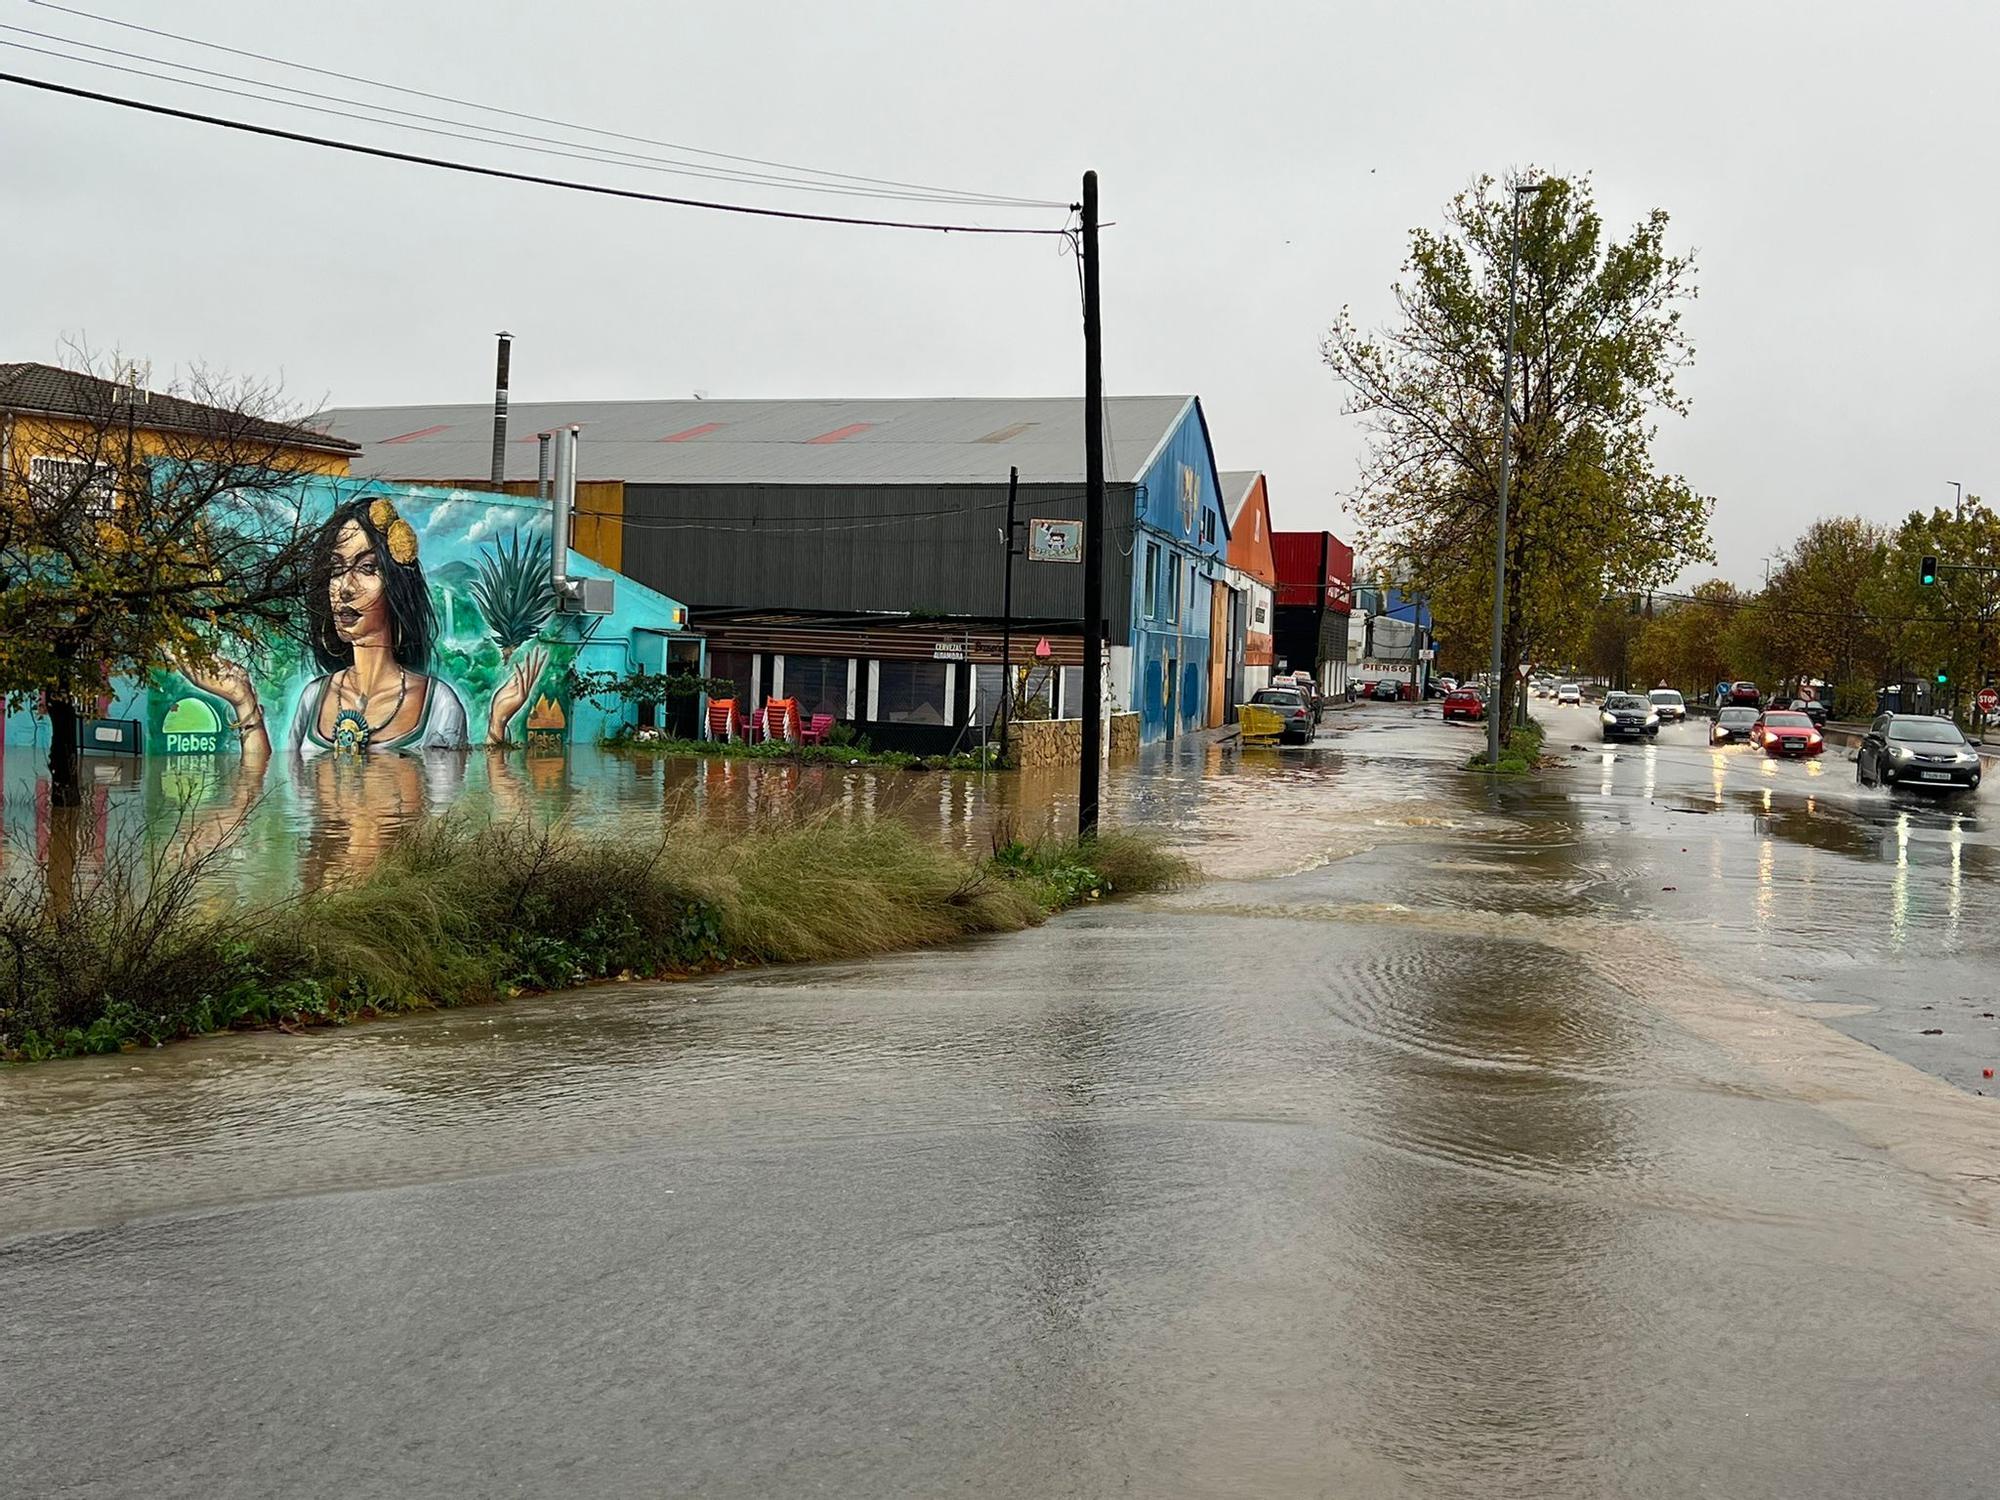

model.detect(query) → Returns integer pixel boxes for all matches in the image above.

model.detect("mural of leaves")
[470,528,558,662]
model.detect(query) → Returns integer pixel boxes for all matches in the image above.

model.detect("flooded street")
[4,704,1999,1497]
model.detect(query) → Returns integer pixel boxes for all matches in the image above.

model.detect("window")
[1200,509,1215,546]
[877,660,949,724]
[708,649,755,709]
[1057,666,1084,719]
[30,456,118,519]
[1167,555,1181,626]
[1144,541,1160,619]
[780,655,847,721]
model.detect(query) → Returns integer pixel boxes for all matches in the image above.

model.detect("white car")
[1557,682,1582,706]
[1648,689,1687,723]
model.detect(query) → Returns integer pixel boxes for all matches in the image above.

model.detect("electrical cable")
[27,0,1066,209]
[0,71,1081,236]
[0,25,1052,206]
[0,36,1056,207]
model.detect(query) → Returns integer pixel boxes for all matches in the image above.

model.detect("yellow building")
[0,362,358,501]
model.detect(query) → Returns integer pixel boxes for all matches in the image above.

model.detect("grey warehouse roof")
[322,394,1198,487]
[1217,469,1262,522]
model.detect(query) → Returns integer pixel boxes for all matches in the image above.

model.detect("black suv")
[1856,715,1982,792]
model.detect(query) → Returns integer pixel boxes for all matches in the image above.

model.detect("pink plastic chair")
[800,713,834,745]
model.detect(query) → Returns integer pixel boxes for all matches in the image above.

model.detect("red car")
[1442,688,1485,722]
[1750,709,1823,757]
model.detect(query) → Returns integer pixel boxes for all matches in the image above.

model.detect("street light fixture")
[1486,177,1548,770]
[1951,481,1963,520]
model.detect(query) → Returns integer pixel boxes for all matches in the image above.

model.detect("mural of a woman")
[180,494,547,760]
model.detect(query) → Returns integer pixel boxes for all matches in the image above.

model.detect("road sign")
[1027,519,1083,563]
[1979,687,1998,714]
[932,641,968,662]
[1515,663,1532,679]
[1418,648,1436,662]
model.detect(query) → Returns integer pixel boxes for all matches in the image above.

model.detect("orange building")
[1221,471,1277,695]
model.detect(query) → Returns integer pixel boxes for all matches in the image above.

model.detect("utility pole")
[999,464,1019,764]
[1079,170,1105,838]
[1486,179,1543,769]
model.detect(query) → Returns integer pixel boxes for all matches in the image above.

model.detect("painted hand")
[488,646,549,741]
[174,652,259,719]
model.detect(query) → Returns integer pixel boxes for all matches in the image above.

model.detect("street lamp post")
[1951,481,1963,520]
[1486,179,1546,769]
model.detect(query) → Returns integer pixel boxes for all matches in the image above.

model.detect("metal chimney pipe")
[489,330,513,489]
[550,424,578,606]
[535,431,552,505]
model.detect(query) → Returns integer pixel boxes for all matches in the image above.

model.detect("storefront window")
[877,660,949,724]
[781,655,847,721]
[708,649,754,708]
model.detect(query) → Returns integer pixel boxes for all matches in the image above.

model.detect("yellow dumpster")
[1240,702,1286,744]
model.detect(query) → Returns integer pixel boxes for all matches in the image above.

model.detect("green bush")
[1,814,1192,1062]
[1467,717,1546,774]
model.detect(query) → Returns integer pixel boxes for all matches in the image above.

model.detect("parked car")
[1600,692,1659,741]
[1726,680,1762,708]
[1710,705,1760,744]
[1856,714,1982,791]
[1372,678,1403,702]
[1286,671,1324,723]
[1783,696,1828,728]
[1556,682,1582,706]
[1442,687,1486,722]
[1750,709,1823,758]
[1248,687,1317,745]
[1648,688,1687,723]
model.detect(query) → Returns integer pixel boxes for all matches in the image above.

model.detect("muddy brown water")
[3,704,1998,1498]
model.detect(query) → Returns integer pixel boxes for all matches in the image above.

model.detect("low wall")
[1009,712,1142,768]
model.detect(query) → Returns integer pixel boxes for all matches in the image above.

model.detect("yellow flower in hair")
[386,518,420,565]
[367,497,397,530]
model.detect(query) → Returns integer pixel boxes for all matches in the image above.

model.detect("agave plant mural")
[471,528,558,661]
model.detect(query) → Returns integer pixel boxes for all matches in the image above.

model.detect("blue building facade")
[1123,401,1231,743]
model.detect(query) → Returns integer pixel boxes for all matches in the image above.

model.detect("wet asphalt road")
[4,704,1999,1498]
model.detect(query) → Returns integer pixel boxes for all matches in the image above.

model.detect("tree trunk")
[46,649,83,808]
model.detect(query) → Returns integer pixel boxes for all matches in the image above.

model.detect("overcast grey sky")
[5,0,1997,586]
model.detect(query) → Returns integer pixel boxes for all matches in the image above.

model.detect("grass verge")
[1466,718,1546,774]
[0,816,1194,1062]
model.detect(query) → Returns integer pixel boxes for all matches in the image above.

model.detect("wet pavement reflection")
[3,702,1998,1498]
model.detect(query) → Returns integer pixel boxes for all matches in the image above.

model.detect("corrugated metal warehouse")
[326,394,1236,749]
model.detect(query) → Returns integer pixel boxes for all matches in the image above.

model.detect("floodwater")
[0,724,1456,896]
[3,703,1999,1498]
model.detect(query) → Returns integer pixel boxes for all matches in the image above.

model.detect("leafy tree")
[1880,501,2000,721]
[0,360,331,803]
[1628,579,1744,694]
[1762,517,1893,691]
[1324,172,1713,727]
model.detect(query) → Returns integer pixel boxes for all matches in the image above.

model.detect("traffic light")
[1937,670,1949,686]
[1921,555,1939,586]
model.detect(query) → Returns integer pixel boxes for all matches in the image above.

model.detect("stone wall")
[1008,713,1141,768]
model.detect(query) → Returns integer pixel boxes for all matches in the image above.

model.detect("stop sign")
[1979,686,1998,714]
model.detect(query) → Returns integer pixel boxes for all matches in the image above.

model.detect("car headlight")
[1960,750,1980,765]
[1646,711,1659,724]
[1601,712,1616,725]
[1889,745,1915,761]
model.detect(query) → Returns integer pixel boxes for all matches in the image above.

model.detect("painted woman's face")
[328,520,390,646]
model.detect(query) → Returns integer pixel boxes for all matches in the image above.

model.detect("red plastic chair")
[764,697,800,744]
[706,698,739,741]
[800,713,834,745]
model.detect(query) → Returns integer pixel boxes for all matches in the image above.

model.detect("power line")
[26,0,1065,209]
[0,26,1050,207]
[0,71,1081,236]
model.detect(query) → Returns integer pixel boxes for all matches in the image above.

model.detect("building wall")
[3,477,691,757]
[620,480,1136,638]
[1126,402,1229,742]
[1226,477,1278,672]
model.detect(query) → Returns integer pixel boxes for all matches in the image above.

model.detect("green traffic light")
[1921,555,1939,586]
[1937,672,1949,685]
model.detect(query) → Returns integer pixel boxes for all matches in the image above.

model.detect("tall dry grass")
[1,809,1192,1061]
